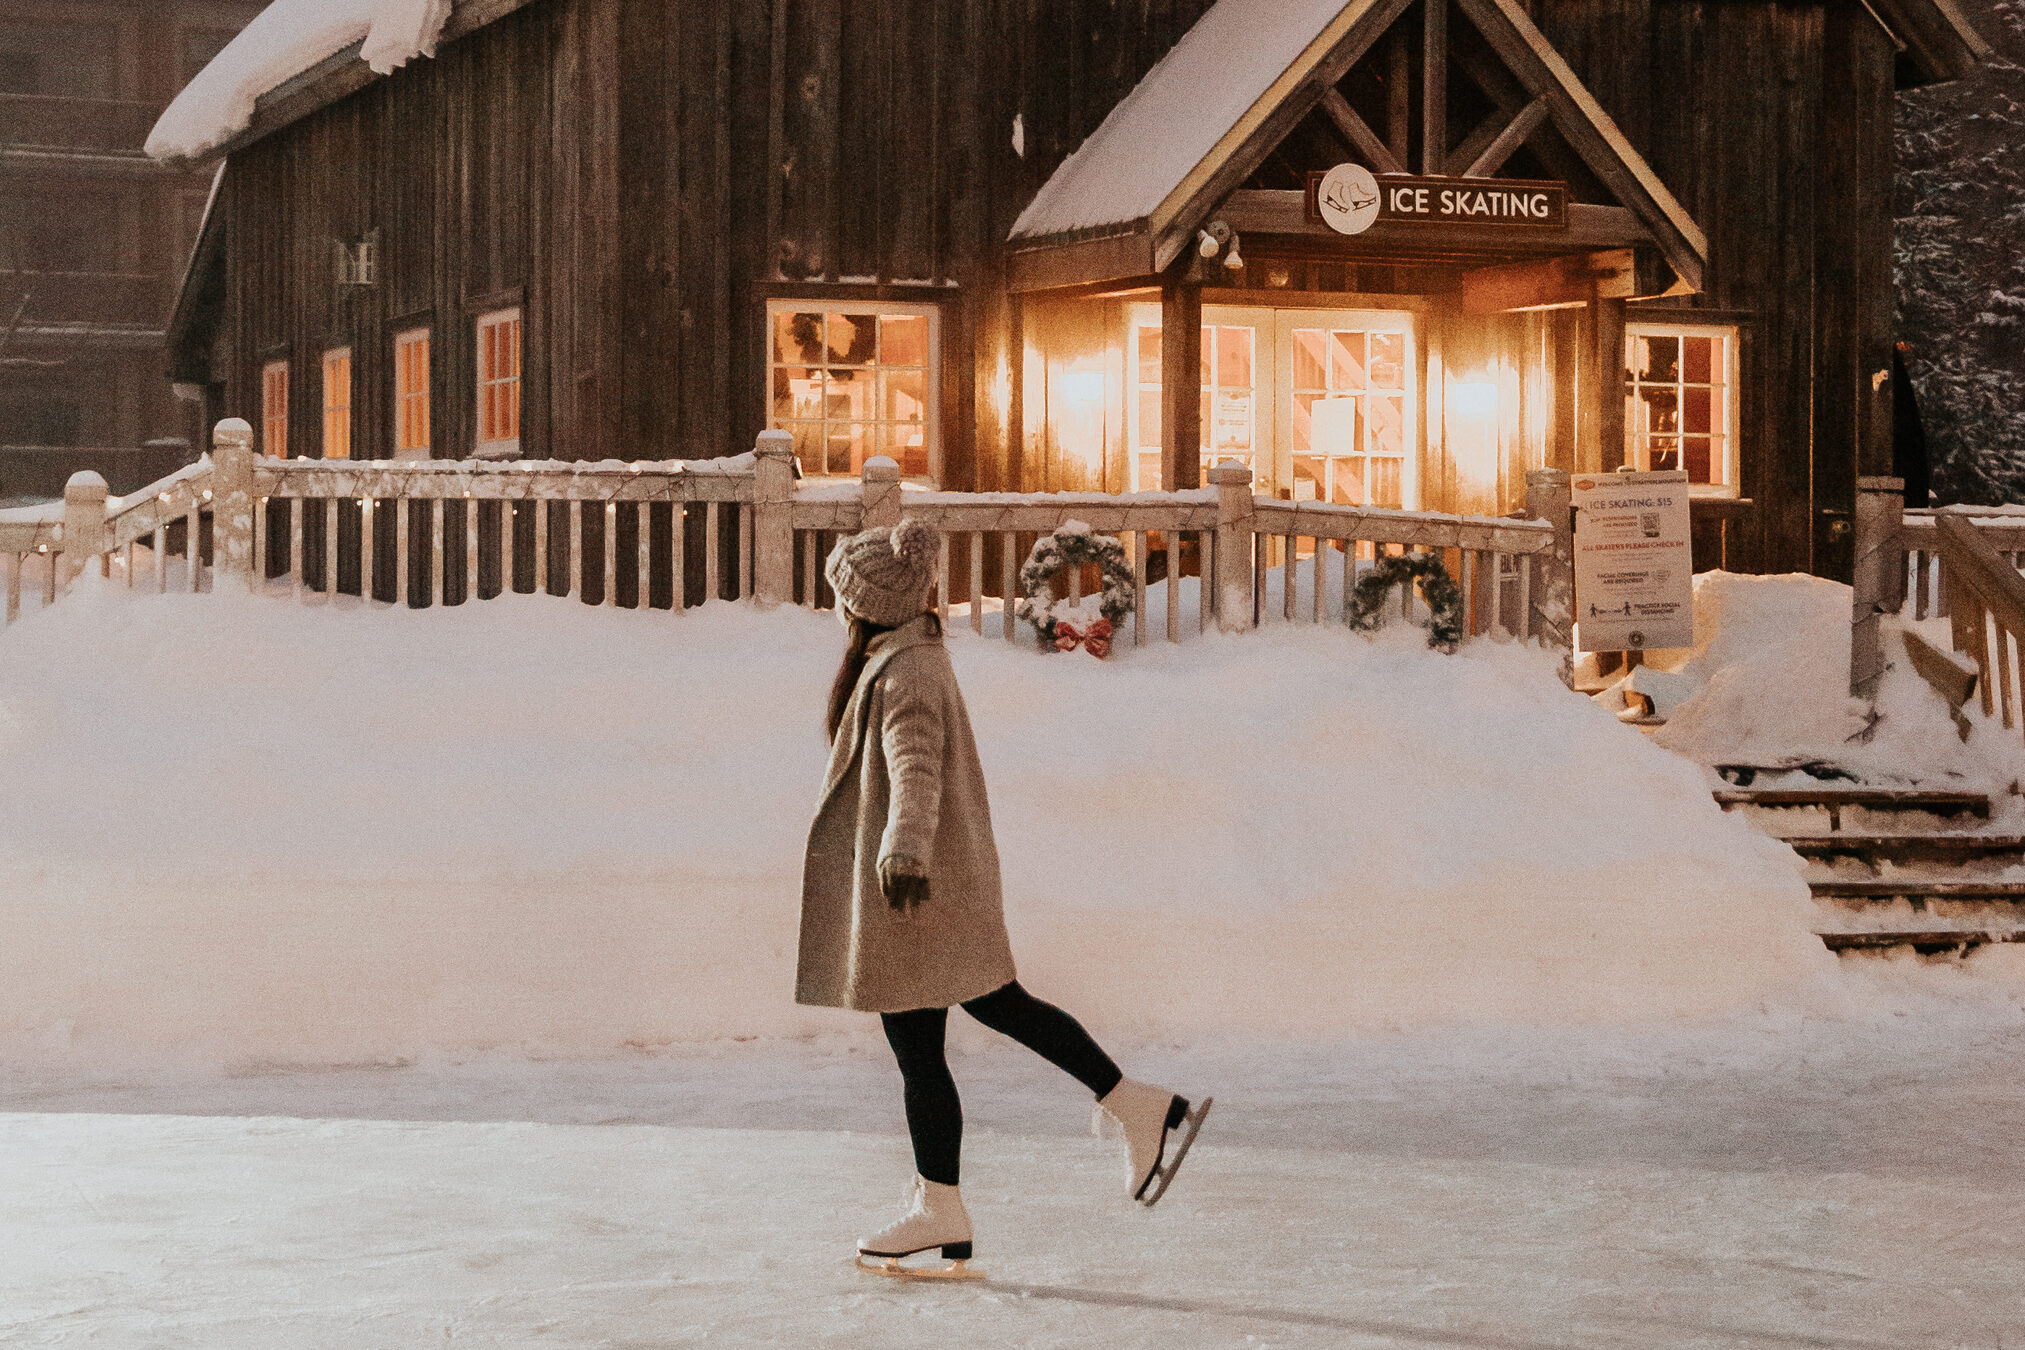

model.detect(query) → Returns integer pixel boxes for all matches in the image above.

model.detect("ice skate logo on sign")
[1316,163,1381,235]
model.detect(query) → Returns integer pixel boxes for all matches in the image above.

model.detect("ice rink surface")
[8,997,2024,1349]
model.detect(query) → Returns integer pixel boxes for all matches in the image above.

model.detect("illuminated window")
[261,359,288,457]
[1625,323,1737,491]
[321,348,351,460]
[766,301,938,480]
[1128,322,1258,492]
[476,308,521,456]
[394,328,430,456]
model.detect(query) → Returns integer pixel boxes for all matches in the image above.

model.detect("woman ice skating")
[798,517,1210,1281]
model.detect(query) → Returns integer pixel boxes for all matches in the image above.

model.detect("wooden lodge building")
[159,0,1985,585]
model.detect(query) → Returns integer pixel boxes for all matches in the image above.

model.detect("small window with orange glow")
[766,302,938,482]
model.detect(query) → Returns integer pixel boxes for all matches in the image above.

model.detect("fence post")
[60,470,108,586]
[862,455,902,530]
[751,429,795,608]
[1524,467,1575,685]
[1209,459,1255,632]
[211,418,256,591]
[1850,475,1906,699]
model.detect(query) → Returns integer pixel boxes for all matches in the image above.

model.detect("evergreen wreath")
[1345,552,1465,653]
[1016,522,1137,656]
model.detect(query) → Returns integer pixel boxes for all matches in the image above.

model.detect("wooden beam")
[1008,229,1158,293]
[1161,279,1203,491]
[1457,95,1551,178]
[1319,88,1405,174]
[1386,29,1411,166]
[1455,250,1636,313]
[1422,0,1447,175]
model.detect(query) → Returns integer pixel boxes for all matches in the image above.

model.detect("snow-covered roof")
[146,0,454,163]
[1010,0,1363,244]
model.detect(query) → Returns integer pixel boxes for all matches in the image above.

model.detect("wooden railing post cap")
[213,417,254,447]
[1208,459,1252,486]
[753,428,794,458]
[862,456,901,481]
[64,470,108,498]
[1857,476,1906,492]
[1525,467,1570,488]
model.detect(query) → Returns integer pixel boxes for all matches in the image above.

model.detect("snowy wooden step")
[1809,879,2025,903]
[1820,929,2025,955]
[1785,834,2025,864]
[1714,788,1990,830]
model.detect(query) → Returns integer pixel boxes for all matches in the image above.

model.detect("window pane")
[825,423,872,475]
[1368,332,1404,389]
[1681,336,1714,385]
[1682,386,1712,436]
[773,367,823,422]
[1292,329,1327,390]
[1210,388,1253,453]
[1369,395,1406,457]
[780,422,825,474]
[1638,387,1679,435]
[1291,456,1324,502]
[881,369,928,423]
[777,311,825,364]
[824,369,872,420]
[1368,458,1403,508]
[1639,335,1679,383]
[827,313,875,365]
[1648,437,1680,472]
[1137,327,1162,385]
[883,422,929,477]
[1331,331,1367,390]
[1137,389,1161,449]
[879,314,929,367]
[1682,436,1713,483]
[1138,451,1163,492]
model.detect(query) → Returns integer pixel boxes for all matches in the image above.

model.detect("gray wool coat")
[797,615,1018,1013]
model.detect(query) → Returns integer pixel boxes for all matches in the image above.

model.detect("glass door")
[1126,304,1418,507]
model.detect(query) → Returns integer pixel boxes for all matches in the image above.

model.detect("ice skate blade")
[856,1253,986,1282]
[1138,1095,1212,1207]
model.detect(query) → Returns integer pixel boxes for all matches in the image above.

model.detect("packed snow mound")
[147,0,452,162]
[0,578,1832,1064]
[1632,571,2021,789]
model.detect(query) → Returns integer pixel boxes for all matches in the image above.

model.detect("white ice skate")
[1094,1078,1212,1206]
[855,1175,985,1281]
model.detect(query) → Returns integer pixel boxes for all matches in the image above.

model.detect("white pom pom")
[890,518,937,568]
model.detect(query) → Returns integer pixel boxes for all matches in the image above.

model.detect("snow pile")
[0,577,1832,1064]
[147,0,453,162]
[1627,571,2021,790]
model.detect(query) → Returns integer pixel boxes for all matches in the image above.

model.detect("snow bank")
[147,0,453,162]
[0,576,1831,1065]
[1629,572,2021,791]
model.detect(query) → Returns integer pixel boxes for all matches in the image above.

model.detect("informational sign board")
[1571,469,1694,651]
[1309,168,1569,234]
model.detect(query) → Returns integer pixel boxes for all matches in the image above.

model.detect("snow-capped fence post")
[1524,467,1575,683]
[862,455,902,530]
[1850,475,1907,699]
[210,418,256,592]
[1209,459,1255,632]
[751,430,796,608]
[60,470,108,586]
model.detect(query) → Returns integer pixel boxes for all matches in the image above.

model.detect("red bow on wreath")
[1054,617,1114,659]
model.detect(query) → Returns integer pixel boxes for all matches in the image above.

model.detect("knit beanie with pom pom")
[825,518,939,627]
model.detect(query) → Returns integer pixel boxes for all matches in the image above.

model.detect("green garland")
[1345,553,1464,653]
[1016,525,1137,650]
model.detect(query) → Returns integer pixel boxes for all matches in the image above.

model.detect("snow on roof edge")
[1009,0,1362,244]
[146,0,455,164]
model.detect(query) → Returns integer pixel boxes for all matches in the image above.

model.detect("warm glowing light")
[1059,370,1104,410]
[1053,364,1107,472]
[1447,379,1501,496]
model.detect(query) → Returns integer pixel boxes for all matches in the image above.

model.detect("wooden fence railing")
[1857,477,2025,741]
[5,420,1579,659]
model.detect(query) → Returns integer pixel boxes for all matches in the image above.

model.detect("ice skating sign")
[1309,169,1569,235]
[1571,470,1693,651]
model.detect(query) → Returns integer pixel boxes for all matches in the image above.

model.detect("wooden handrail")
[1934,510,2025,735]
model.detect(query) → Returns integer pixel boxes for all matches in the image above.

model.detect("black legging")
[881,980,1123,1186]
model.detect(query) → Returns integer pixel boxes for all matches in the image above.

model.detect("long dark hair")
[825,611,941,743]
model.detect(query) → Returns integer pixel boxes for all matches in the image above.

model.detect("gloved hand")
[879,855,930,912]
